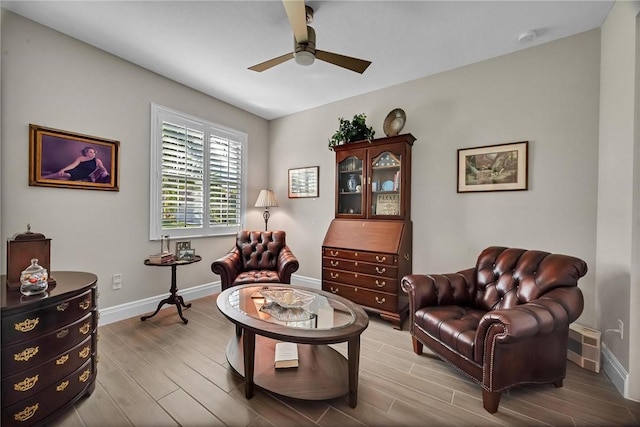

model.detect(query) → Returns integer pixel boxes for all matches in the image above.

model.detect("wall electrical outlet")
[112,273,122,290]
[618,319,624,340]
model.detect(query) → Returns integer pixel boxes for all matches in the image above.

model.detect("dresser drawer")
[323,248,396,266]
[2,336,93,407]
[2,289,94,344]
[2,312,94,374]
[323,281,398,312]
[322,259,397,279]
[323,267,399,293]
[2,359,94,427]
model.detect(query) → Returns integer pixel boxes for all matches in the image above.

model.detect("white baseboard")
[601,343,632,400]
[98,274,321,326]
[98,281,220,326]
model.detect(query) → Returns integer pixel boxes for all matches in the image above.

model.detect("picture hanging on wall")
[457,141,528,193]
[288,166,319,198]
[29,124,120,191]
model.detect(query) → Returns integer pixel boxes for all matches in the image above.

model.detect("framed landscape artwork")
[288,166,319,198]
[457,141,528,193]
[29,124,120,191]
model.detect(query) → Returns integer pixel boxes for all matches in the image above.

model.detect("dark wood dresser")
[1,271,98,426]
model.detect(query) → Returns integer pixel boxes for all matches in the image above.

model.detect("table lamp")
[255,189,278,231]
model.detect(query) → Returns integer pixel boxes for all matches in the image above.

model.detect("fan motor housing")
[294,26,316,65]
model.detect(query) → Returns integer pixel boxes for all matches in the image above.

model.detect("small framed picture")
[175,241,191,255]
[179,248,196,261]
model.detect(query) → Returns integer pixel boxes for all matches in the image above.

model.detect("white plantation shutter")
[150,104,246,239]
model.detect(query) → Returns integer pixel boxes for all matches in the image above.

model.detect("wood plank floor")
[54,294,640,427]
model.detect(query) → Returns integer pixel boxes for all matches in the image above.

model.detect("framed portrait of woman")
[29,124,120,191]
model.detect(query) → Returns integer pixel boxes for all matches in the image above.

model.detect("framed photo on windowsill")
[288,166,319,198]
[457,141,528,193]
[29,124,120,191]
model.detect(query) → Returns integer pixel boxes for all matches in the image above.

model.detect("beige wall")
[271,29,601,325]
[0,11,270,309]
[598,0,640,401]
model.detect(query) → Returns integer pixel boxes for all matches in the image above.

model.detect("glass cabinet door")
[337,155,364,216]
[370,150,402,217]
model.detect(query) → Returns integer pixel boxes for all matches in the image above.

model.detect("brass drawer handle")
[404,253,410,261]
[14,375,39,392]
[56,329,69,339]
[79,369,91,383]
[56,380,69,392]
[330,272,339,279]
[375,280,386,288]
[79,347,90,359]
[330,287,339,294]
[375,297,386,304]
[15,317,39,333]
[330,250,339,256]
[79,300,91,310]
[56,354,69,365]
[57,302,69,311]
[330,260,339,267]
[14,403,39,422]
[14,347,39,362]
[376,255,387,263]
[79,323,91,335]
[375,267,386,274]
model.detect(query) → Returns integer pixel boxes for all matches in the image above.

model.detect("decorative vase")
[346,174,358,192]
[20,258,49,296]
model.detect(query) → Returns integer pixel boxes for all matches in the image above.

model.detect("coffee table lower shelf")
[226,334,349,401]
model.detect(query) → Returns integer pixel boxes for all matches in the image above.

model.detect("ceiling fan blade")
[282,0,308,44]
[248,52,294,72]
[316,50,372,74]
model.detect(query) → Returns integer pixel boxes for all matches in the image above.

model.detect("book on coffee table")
[274,342,299,369]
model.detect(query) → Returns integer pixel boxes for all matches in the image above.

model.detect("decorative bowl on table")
[260,289,315,308]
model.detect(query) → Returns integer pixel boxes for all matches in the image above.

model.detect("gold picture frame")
[29,124,120,191]
[288,166,319,198]
[457,141,528,193]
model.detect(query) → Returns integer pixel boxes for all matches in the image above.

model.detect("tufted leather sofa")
[211,230,299,291]
[401,246,588,413]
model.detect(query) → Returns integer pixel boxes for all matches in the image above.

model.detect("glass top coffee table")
[216,284,369,407]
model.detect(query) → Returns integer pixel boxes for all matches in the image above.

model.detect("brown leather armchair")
[401,246,587,413]
[211,230,299,291]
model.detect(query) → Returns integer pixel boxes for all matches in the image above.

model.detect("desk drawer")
[323,281,397,312]
[323,248,396,266]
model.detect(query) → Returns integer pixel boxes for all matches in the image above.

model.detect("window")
[150,104,247,240]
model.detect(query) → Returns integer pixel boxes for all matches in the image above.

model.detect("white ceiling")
[3,1,613,120]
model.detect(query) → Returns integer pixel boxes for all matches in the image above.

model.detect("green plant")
[328,113,375,150]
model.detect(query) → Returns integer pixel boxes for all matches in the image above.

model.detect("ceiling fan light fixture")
[295,50,315,66]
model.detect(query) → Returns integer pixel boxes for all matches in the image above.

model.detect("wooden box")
[6,228,55,291]
[567,323,601,373]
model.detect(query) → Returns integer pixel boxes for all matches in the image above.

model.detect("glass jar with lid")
[20,258,49,296]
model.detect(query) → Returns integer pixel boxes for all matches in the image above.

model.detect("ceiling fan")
[248,0,371,74]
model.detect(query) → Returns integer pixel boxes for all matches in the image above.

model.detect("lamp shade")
[255,189,278,208]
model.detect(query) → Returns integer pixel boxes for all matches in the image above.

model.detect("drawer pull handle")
[375,267,386,274]
[79,369,91,383]
[376,255,387,263]
[56,381,69,392]
[14,403,39,422]
[79,300,91,310]
[15,317,39,333]
[57,329,69,339]
[57,302,69,311]
[330,250,339,256]
[375,297,386,304]
[14,375,39,392]
[79,347,90,359]
[375,280,386,288]
[330,272,339,279]
[14,347,39,362]
[79,323,91,335]
[56,354,69,365]
[330,287,339,294]
[330,260,339,267]
[404,253,410,261]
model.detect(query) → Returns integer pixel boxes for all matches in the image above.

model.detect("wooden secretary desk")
[322,134,414,329]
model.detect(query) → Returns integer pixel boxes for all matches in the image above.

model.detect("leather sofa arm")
[401,267,477,309]
[276,245,300,284]
[211,247,243,290]
[474,286,584,360]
